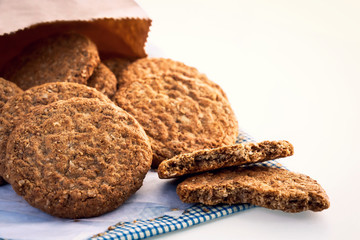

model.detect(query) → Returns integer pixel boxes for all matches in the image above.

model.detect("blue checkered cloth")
[91,129,285,240]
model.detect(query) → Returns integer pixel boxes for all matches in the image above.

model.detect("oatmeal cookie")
[0,77,23,185]
[0,33,100,90]
[4,98,152,218]
[0,82,111,178]
[103,57,133,87]
[118,58,227,98]
[113,73,238,168]
[177,166,330,212]
[87,63,117,98]
[158,140,294,179]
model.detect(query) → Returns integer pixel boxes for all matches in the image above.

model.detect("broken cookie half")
[158,140,294,179]
[176,166,330,212]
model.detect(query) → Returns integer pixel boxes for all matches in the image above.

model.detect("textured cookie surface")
[103,57,133,87]
[0,33,100,90]
[0,77,23,109]
[177,166,330,212]
[114,73,238,168]
[87,63,117,98]
[4,98,152,218]
[118,58,227,98]
[0,78,23,185]
[158,140,294,179]
[0,82,111,178]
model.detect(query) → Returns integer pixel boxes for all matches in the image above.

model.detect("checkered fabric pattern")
[91,129,286,240]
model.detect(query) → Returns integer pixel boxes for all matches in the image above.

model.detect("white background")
[137,0,360,239]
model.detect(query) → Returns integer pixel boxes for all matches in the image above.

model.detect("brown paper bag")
[0,0,151,69]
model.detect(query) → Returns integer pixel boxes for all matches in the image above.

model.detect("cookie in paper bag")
[4,98,152,218]
[0,33,100,90]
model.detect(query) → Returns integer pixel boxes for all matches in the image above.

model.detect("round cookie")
[0,78,23,186]
[117,58,228,99]
[0,33,100,90]
[113,73,239,168]
[103,57,133,87]
[0,82,111,178]
[87,63,117,98]
[4,98,152,218]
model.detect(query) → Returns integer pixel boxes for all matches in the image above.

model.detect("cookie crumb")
[107,225,116,231]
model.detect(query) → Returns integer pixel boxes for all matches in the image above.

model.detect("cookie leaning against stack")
[3,98,152,218]
[113,72,239,168]
[0,82,112,181]
[116,58,228,99]
[0,78,23,185]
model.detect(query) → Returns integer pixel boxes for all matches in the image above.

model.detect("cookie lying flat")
[103,57,133,87]
[0,33,100,90]
[158,140,294,179]
[0,78,23,185]
[177,166,330,213]
[113,73,239,168]
[4,98,152,218]
[118,58,227,99]
[87,63,117,98]
[0,82,111,179]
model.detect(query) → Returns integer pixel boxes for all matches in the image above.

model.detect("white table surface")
[137,0,360,239]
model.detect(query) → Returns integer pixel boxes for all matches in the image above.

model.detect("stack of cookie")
[0,33,154,218]
[0,32,329,218]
